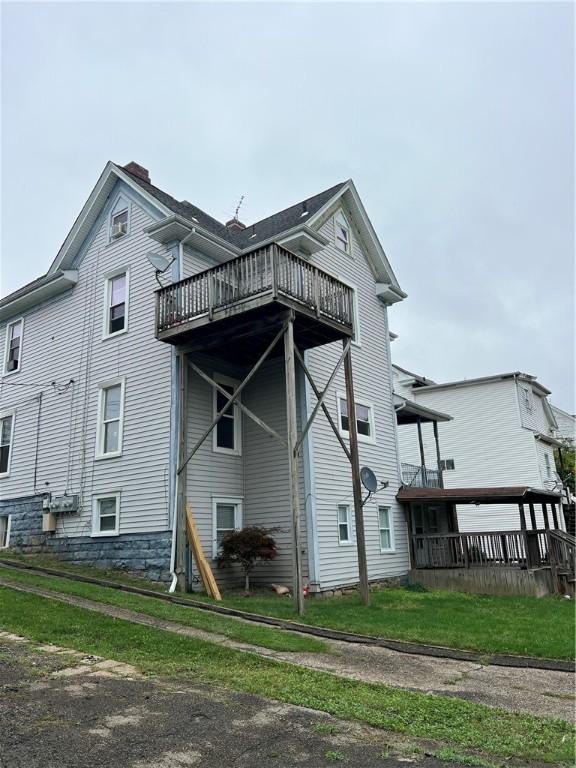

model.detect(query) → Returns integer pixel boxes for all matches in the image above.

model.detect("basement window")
[212,497,242,558]
[0,515,10,548]
[4,318,23,374]
[0,413,14,476]
[92,493,120,536]
[440,459,455,471]
[337,395,375,443]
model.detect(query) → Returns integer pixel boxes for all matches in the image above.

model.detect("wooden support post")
[551,503,559,529]
[343,341,369,606]
[528,502,537,530]
[284,314,304,616]
[176,353,189,591]
[416,417,426,485]
[432,421,443,488]
[518,503,530,568]
[542,503,550,530]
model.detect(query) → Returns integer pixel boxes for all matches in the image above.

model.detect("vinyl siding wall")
[0,188,173,537]
[397,380,558,531]
[304,211,408,590]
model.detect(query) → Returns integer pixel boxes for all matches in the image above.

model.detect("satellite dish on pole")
[146,251,174,273]
[360,466,378,493]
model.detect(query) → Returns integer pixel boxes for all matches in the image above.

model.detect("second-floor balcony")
[401,462,443,489]
[156,244,354,359]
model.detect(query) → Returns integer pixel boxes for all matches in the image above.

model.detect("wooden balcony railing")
[412,530,550,569]
[156,244,355,336]
[401,462,442,488]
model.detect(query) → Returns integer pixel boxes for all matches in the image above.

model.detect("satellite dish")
[146,251,174,273]
[360,466,378,493]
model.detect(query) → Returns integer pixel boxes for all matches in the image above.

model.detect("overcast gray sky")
[1,1,574,410]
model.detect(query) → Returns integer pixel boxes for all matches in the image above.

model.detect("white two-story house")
[393,366,566,532]
[0,161,408,594]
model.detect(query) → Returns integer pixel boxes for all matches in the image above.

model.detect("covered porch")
[394,396,452,488]
[397,486,575,596]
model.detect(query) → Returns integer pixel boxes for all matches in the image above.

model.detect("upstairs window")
[104,271,128,338]
[335,211,351,254]
[96,379,125,458]
[0,413,14,476]
[338,395,375,442]
[544,453,552,478]
[109,198,129,240]
[213,374,241,455]
[522,386,533,412]
[4,319,23,374]
[337,504,352,544]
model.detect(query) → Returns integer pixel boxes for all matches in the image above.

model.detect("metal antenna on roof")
[234,195,245,221]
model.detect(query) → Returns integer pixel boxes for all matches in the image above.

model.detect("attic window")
[111,209,128,240]
[335,212,350,254]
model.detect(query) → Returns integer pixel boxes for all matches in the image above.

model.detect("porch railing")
[401,462,442,488]
[412,530,550,569]
[156,244,355,335]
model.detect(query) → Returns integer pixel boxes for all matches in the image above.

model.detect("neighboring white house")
[551,405,576,446]
[392,366,566,532]
[0,161,408,593]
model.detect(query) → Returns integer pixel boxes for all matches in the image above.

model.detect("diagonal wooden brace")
[294,345,352,463]
[177,322,287,474]
[188,361,287,447]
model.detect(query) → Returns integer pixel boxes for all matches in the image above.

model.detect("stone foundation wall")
[1,495,172,583]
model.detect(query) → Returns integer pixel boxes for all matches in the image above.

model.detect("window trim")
[0,409,15,479]
[378,505,395,553]
[334,210,351,255]
[91,492,120,537]
[3,317,24,376]
[336,392,376,444]
[0,514,11,549]
[544,452,552,478]
[212,496,243,558]
[95,377,126,460]
[337,504,353,546]
[102,268,130,340]
[522,385,534,413]
[212,373,242,456]
[108,195,131,243]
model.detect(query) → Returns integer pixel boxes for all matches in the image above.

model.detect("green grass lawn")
[0,566,328,654]
[0,584,573,765]
[193,587,576,660]
[1,553,574,660]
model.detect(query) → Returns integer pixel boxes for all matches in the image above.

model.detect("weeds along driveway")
[1,576,573,724]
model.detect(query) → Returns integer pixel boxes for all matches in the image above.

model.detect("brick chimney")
[123,162,150,183]
[226,218,246,233]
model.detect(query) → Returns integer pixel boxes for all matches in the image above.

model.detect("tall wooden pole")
[284,314,304,616]
[343,341,369,605]
[176,352,189,591]
[432,421,443,488]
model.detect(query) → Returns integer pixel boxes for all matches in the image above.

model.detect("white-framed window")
[334,211,351,254]
[4,318,23,374]
[522,386,533,412]
[95,378,125,459]
[0,514,11,548]
[544,452,552,478]
[213,373,242,455]
[0,412,14,477]
[109,196,130,241]
[337,504,353,545]
[378,506,394,552]
[212,496,243,558]
[337,394,375,443]
[92,493,120,537]
[440,459,455,471]
[103,269,129,338]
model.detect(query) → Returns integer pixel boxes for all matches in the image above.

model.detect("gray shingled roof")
[120,164,346,249]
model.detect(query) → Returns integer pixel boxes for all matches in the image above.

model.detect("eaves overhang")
[0,270,78,321]
[145,215,242,262]
[376,283,407,305]
[534,432,564,448]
